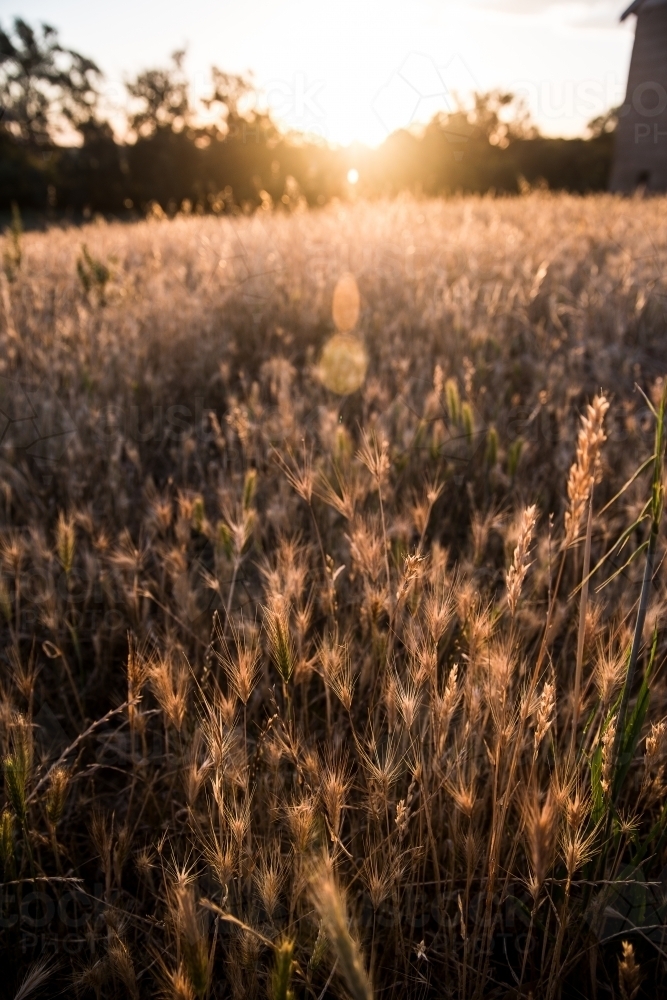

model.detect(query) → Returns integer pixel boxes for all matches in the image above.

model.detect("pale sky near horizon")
[0,0,638,145]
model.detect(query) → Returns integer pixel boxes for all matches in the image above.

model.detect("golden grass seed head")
[431,663,459,751]
[191,496,205,534]
[217,521,234,559]
[445,377,461,425]
[0,531,26,574]
[224,798,251,849]
[410,496,431,539]
[357,735,403,795]
[594,637,629,708]
[361,858,392,911]
[522,791,557,895]
[74,960,108,997]
[394,674,421,733]
[264,599,295,685]
[148,655,190,732]
[564,787,591,832]
[433,363,444,399]
[324,652,354,712]
[465,601,494,663]
[317,468,357,521]
[564,393,609,547]
[200,698,236,769]
[319,749,351,837]
[4,715,33,823]
[356,429,390,486]
[0,575,10,624]
[91,811,113,875]
[214,623,261,707]
[395,797,410,839]
[183,733,210,807]
[424,582,455,645]
[134,845,155,880]
[243,468,257,512]
[644,720,667,774]
[446,774,477,819]
[410,638,437,688]
[533,680,555,757]
[506,504,537,617]
[172,884,209,999]
[236,924,261,972]
[226,404,250,449]
[347,516,386,583]
[202,834,235,890]
[149,495,174,535]
[383,673,398,733]
[584,601,604,660]
[108,937,138,999]
[160,966,196,1000]
[126,636,150,707]
[308,920,328,971]
[309,865,373,1000]
[274,443,314,504]
[560,826,598,878]
[271,937,295,1000]
[396,551,425,605]
[285,796,316,853]
[464,829,482,878]
[55,511,76,576]
[9,646,37,703]
[254,850,286,920]
[0,809,14,876]
[487,637,518,696]
[293,594,314,643]
[360,582,390,631]
[618,940,642,1000]
[46,766,70,827]
[11,958,59,1000]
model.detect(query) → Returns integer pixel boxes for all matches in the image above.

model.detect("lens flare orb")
[318,333,368,396]
[331,271,360,333]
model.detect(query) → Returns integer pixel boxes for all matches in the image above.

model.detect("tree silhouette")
[0,18,101,145]
[0,17,617,212]
[126,50,190,137]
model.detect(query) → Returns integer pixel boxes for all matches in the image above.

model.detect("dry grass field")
[2,193,667,999]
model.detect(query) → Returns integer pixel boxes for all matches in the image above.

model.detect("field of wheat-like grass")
[1,193,667,999]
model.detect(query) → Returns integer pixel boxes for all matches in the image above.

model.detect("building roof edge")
[621,0,667,21]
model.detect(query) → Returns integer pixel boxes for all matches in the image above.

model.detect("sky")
[0,0,638,146]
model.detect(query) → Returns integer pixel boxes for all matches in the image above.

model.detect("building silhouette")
[610,0,667,192]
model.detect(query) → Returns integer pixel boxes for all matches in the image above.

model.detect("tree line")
[0,18,617,216]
